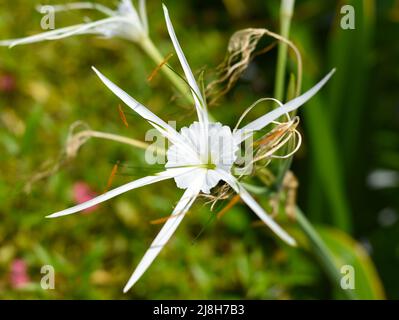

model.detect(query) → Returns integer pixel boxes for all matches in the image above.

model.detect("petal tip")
[91,66,104,81]
[288,237,297,247]
[123,282,133,293]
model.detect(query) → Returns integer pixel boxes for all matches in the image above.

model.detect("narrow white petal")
[0,16,129,48]
[237,185,297,246]
[139,0,149,34]
[0,15,140,48]
[162,4,208,123]
[46,168,192,218]
[92,66,170,129]
[39,2,115,16]
[216,170,297,246]
[93,66,199,159]
[242,69,336,132]
[118,0,142,31]
[91,67,189,147]
[123,173,205,292]
[44,17,127,40]
[0,25,85,47]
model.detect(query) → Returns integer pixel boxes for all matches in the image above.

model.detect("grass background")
[0,0,398,299]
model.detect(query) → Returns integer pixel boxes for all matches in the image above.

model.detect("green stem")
[85,130,165,155]
[274,0,295,101]
[295,207,357,300]
[272,0,296,190]
[269,0,354,299]
[139,36,192,104]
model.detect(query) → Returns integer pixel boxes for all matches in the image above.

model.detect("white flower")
[46,4,335,292]
[0,0,148,47]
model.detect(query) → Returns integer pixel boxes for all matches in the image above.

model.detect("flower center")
[165,122,239,194]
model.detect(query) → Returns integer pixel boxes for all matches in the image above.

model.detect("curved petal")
[139,0,149,34]
[39,2,115,16]
[123,172,205,292]
[46,167,193,218]
[117,0,141,29]
[92,67,198,158]
[216,170,297,246]
[0,16,131,48]
[44,17,129,40]
[162,4,208,124]
[0,24,86,47]
[241,69,336,132]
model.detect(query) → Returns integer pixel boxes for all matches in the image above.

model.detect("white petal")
[162,4,208,123]
[139,0,149,34]
[241,69,336,132]
[92,67,195,155]
[117,0,142,32]
[39,2,115,16]
[149,121,199,159]
[216,170,297,246]
[44,17,128,40]
[123,173,205,292]
[0,16,131,48]
[0,24,86,47]
[46,168,192,218]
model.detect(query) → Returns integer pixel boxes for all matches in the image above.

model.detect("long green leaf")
[302,83,352,231]
[317,227,385,299]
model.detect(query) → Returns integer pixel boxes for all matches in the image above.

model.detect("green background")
[0,0,398,299]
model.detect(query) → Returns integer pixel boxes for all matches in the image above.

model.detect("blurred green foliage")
[0,0,398,299]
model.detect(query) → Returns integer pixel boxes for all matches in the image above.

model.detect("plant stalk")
[274,0,295,101]
[271,0,355,299]
[295,207,357,300]
[77,130,165,155]
[272,0,297,190]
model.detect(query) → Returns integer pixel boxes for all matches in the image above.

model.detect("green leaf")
[302,88,352,231]
[317,227,385,300]
[328,0,375,170]
[21,105,43,155]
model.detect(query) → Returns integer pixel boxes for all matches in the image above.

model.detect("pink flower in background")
[73,182,98,213]
[0,73,16,93]
[10,259,30,289]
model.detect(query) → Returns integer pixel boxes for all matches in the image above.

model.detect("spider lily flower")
[46,4,335,292]
[0,0,148,47]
